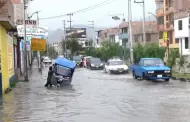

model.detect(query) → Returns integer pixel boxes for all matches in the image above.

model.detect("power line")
[40,0,118,20]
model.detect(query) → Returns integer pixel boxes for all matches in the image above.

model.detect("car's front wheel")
[141,72,146,80]
[104,68,107,73]
[165,78,170,81]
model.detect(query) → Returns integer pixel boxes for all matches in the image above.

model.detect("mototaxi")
[51,57,76,86]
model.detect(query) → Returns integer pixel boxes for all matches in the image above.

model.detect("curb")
[172,76,190,82]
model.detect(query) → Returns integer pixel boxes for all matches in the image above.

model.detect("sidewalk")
[19,59,42,81]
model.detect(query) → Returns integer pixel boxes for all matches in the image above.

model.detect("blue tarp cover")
[55,57,76,69]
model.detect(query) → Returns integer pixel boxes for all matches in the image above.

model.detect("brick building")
[119,21,158,46]
[156,0,190,48]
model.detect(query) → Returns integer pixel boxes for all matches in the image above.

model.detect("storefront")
[0,25,10,95]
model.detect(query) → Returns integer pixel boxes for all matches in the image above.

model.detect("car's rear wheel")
[133,71,137,79]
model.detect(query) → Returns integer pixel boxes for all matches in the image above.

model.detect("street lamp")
[28,11,41,69]
[110,14,125,61]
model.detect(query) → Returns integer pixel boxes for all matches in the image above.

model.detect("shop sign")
[31,38,46,51]
[17,25,48,36]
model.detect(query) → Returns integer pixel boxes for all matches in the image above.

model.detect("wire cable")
[40,0,119,20]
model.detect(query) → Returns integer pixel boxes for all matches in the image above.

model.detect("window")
[170,13,174,25]
[158,16,164,25]
[105,33,107,38]
[169,0,174,7]
[175,38,179,43]
[185,37,189,49]
[178,20,182,30]
[134,35,138,42]
[146,33,151,42]
[122,28,128,33]
[159,32,163,39]
[169,31,173,44]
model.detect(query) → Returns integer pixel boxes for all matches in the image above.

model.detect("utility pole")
[129,0,134,64]
[67,13,73,31]
[188,11,190,53]
[89,21,95,47]
[67,13,73,57]
[23,0,28,81]
[134,0,146,45]
[63,20,67,57]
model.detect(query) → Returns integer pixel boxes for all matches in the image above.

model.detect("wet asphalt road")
[1,64,190,122]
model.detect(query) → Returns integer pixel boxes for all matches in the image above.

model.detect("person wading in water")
[45,66,53,87]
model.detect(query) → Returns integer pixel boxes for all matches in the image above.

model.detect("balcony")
[0,0,14,29]
[156,8,164,17]
[165,21,174,31]
[165,7,174,15]
[119,33,128,39]
[158,24,164,31]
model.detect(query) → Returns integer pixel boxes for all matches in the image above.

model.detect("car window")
[73,56,81,61]
[143,59,164,66]
[56,65,71,76]
[91,58,101,63]
[110,60,124,65]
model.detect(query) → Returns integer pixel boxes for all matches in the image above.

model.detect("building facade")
[96,27,121,46]
[156,0,190,48]
[174,11,190,56]
[0,0,15,95]
[11,0,24,80]
[119,21,158,47]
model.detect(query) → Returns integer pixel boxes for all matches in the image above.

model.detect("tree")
[133,43,166,64]
[62,38,82,55]
[167,48,180,68]
[179,56,185,74]
[46,45,58,59]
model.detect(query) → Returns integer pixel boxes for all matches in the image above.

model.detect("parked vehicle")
[83,56,92,68]
[72,55,82,67]
[130,58,172,81]
[89,57,104,70]
[104,59,129,74]
[58,55,64,58]
[43,56,52,66]
[51,57,76,86]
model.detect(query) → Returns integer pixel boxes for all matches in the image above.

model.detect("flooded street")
[1,65,190,122]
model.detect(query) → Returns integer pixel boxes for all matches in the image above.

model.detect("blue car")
[130,58,172,81]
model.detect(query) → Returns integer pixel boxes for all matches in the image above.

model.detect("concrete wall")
[175,17,189,38]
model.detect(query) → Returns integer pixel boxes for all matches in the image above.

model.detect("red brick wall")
[11,0,21,4]
[174,0,190,10]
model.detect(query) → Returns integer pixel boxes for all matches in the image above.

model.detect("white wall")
[179,38,190,55]
[175,17,189,38]
[114,35,122,46]
[175,17,190,55]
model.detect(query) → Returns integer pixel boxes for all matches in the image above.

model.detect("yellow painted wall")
[0,24,10,94]
[7,35,14,78]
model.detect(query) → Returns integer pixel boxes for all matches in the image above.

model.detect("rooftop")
[119,21,157,28]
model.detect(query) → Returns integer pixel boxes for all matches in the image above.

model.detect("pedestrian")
[44,66,53,87]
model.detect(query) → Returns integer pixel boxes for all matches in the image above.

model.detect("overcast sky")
[28,0,156,30]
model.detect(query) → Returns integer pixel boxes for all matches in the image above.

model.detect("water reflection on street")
[1,67,190,122]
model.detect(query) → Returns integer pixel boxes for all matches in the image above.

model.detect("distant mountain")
[47,24,106,44]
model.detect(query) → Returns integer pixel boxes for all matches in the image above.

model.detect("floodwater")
[1,65,190,122]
